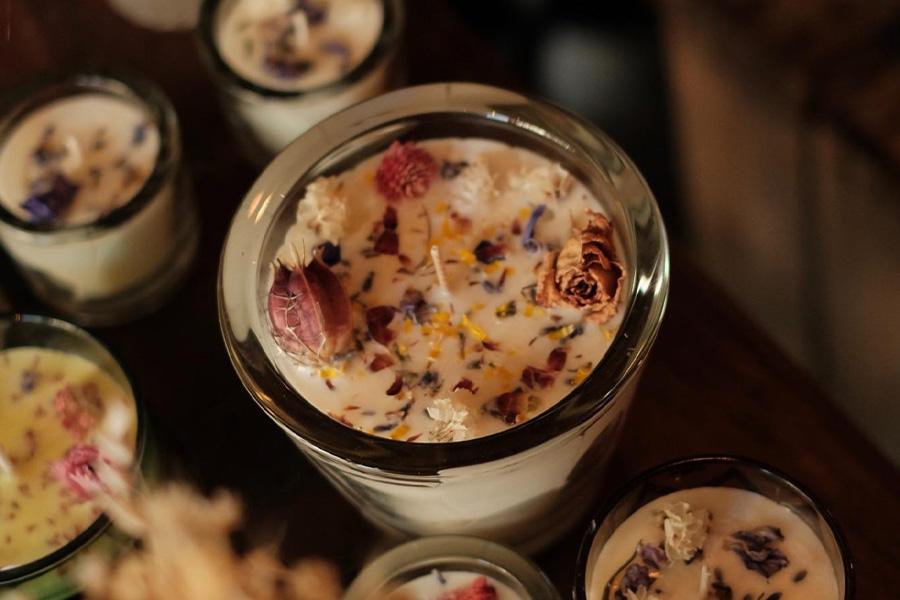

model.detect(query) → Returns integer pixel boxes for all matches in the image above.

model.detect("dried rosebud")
[51,443,102,500]
[366,305,398,345]
[267,259,353,364]
[375,141,437,200]
[536,210,624,324]
[438,576,498,600]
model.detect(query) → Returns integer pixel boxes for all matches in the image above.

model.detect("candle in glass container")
[0,347,137,570]
[201,0,402,159]
[386,571,519,600]
[267,138,626,442]
[587,488,840,600]
[0,74,198,325]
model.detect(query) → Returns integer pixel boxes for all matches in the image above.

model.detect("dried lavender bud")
[267,260,353,363]
[522,204,546,252]
[21,173,79,224]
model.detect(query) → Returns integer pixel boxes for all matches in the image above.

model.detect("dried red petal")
[54,386,95,439]
[452,378,479,394]
[438,576,498,600]
[382,205,398,230]
[366,306,397,345]
[547,347,568,372]
[50,444,102,501]
[521,366,555,389]
[373,230,399,255]
[488,389,526,425]
[474,240,506,264]
[375,141,438,200]
[386,373,403,396]
[369,353,395,372]
[482,340,501,351]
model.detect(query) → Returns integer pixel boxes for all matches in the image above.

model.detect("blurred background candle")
[0,73,198,326]
[0,314,151,598]
[199,0,405,163]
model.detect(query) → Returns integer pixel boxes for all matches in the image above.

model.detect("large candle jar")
[0,73,198,326]
[344,536,560,599]
[198,0,405,163]
[575,457,853,600]
[219,83,669,552]
[0,314,155,598]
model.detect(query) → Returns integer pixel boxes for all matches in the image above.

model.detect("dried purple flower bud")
[267,259,353,364]
[729,526,790,578]
[638,542,668,570]
[616,564,654,599]
[21,173,79,225]
[522,204,546,252]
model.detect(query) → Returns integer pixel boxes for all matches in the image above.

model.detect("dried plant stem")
[430,244,450,297]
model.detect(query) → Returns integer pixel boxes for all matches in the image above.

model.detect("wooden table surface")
[1,1,898,598]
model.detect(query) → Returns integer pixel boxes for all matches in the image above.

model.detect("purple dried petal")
[21,174,79,225]
[734,526,784,546]
[319,39,349,57]
[617,564,654,598]
[20,369,38,393]
[522,203,546,252]
[638,542,668,570]
[729,526,790,578]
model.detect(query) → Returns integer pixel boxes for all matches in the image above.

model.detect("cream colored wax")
[270,138,626,442]
[588,487,840,600]
[0,348,136,569]
[386,570,521,600]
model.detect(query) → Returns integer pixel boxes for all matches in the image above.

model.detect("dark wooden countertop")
[1,1,898,598]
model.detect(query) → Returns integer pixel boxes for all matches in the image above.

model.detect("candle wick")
[430,244,452,300]
[0,447,15,479]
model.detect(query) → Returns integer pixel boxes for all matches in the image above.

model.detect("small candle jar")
[0,72,198,326]
[344,536,560,599]
[218,83,669,552]
[0,314,156,598]
[198,0,405,163]
[574,456,854,600]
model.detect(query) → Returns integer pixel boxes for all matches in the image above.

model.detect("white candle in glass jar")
[0,80,195,323]
[386,570,521,600]
[206,0,397,157]
[588,488,840,600]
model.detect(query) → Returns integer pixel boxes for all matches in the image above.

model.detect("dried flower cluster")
[74,484,341,600]
[660,501,709,562]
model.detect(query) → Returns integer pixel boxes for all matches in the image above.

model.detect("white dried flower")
[296,176,347,245]
[660,502,710,562]
[425,397,469,442]
[505,163,573,200]
[450,159,495,214]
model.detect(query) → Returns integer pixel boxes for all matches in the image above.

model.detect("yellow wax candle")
[0,347,136,569]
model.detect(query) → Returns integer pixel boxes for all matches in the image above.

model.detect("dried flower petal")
[521,366,555,389]
[729,526,790,578]
[369,353,394,372]
[375,141,437,200]
[486,388,526,425]
[366,305,397,345]
[522,204,546,252]
[51,443,102,500]
[473,240,506,264]
[547,347,567,371]
[267,260,353,364]
[385,373,403,396]
[661,502,709,562]
[536,210,624,324]
[618,564,654,599]
[21,173,79,224]
[426,397,469,442]
[452,378,478,393]
[438,576,498,600]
